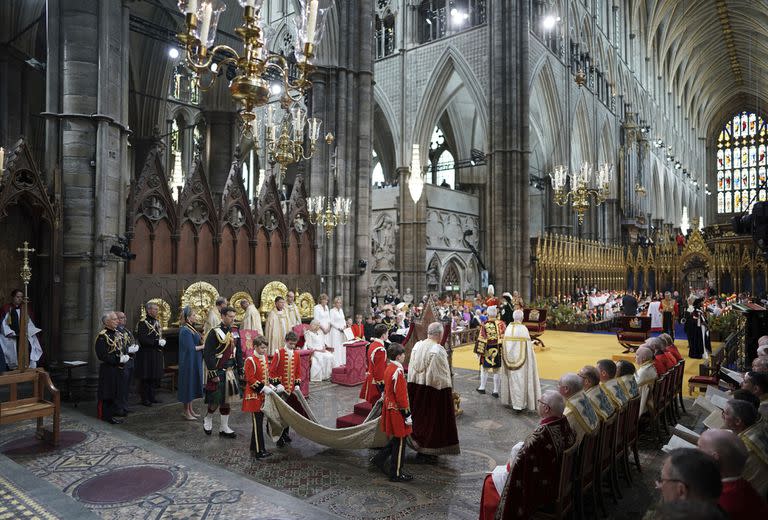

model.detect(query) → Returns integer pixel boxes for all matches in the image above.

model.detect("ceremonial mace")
[17,241,35,372]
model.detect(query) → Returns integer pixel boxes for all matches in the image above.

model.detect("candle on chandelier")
[199,2,213,46]
[305,0,319,44]
[0,147,5,172]
[184,0,198,14]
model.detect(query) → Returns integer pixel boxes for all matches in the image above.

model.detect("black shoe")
[389,473,414,482]
[107,417,123,425]
[141,401,152,407]
[114,411,127,417]
[369,456,386,471]
[123,408,135,414]
[276,437,286,448]
[219,431,236,439]
[284,434,292,443]
[255,451,272,459]
[492,392,499,398]
[476,388,486,394]
[204,427,212,436]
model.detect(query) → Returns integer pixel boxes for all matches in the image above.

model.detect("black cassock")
[95,328,123,400]
[683,308,710,359]
[135,317,164,380]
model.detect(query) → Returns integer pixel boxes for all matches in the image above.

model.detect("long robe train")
[262,391,388,449]
[406,383,460,455]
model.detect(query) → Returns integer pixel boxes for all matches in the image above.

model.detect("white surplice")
[329,307,347,367]
[0,308,43,369]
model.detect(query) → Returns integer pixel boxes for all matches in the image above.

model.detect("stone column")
[397,167,427,298]
[486,0,531,300]
[44,0,129,377]
[309,0,374,314]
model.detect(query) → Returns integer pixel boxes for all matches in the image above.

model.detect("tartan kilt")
[204,367,240,406]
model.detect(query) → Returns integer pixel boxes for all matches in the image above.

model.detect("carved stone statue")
[402,287,414,304]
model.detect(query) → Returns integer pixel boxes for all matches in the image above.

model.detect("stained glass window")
[716,111,767,214]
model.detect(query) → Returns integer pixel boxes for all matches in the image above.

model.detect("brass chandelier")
[176,0,331,170]
[307,196,351,238]
[549,162,612,224]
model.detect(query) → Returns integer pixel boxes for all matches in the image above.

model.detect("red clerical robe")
[360,339,387,404]
[719,478,768,519]
[667,345,683,362]
[653,352,675,375]
[242,354,271,413]
[481,415,576,520]
[381,361,411,438]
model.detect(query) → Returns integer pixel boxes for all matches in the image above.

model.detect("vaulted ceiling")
[632,0,768,134]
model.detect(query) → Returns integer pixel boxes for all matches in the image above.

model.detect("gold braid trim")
[501,336,528,370]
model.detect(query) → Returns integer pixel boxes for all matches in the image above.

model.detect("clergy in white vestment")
[499,309,542,412]
[284,291,303,329]
[305,319,333,381]
[0,290,43,369]
[329,296,347,367]
[647,299,663,330]
[265,296,291,356]
[203,296,227,338]
[239,299,263,335]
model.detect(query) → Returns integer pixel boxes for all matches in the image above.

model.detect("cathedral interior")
[1,0,768,518]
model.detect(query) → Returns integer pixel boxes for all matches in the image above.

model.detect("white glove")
[262,385,274,395]
[119,354,129,364]
[158,339,166,347]
[128,344,139,354]
[405,415,413,426]
[294,383,301,390]
[276,384,286,393]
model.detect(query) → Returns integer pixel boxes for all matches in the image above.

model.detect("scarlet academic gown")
[270,347,307,418]
[381,361,411,438]
[359,339,387,404]
[242,354,271,413]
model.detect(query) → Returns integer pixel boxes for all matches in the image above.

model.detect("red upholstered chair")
[615,316,651,353]
[688,347,724,395]
[523,308,548,349]
[330,340,368,386]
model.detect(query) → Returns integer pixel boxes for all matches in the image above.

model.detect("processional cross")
[16,241,35,371]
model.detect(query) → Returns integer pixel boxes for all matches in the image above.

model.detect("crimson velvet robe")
[481,415,576,520]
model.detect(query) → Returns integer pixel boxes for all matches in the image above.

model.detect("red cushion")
[688,376,718,385]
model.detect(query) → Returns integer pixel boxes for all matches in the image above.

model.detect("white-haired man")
[407,321,460,458]
[479,390,576,519]
[557,372,600,441]
[634,346,658,416]
[475,306,505,397]
[499,309,541,412]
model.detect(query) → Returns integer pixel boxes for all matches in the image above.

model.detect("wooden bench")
[0,369,61,446]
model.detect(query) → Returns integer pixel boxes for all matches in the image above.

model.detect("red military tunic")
[381,361,412,438]
[359,339,387,404]
[242,354,271,413]
[270,347,301,394]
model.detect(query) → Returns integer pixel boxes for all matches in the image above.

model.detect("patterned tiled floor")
[0,473,59,520]
[1,368,698,519]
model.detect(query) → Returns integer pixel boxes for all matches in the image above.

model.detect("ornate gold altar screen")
[533,228,768,298]
[534,234,624,297]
